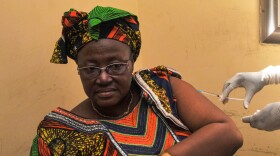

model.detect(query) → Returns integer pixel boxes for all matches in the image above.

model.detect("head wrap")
[50,6,141,64]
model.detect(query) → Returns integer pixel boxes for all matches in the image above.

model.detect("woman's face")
[77,39,134,108]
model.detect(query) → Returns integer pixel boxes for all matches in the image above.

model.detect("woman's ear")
[131,60,135,74]
[129,52,135,73]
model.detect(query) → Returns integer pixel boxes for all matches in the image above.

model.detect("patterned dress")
[30,66,192,156]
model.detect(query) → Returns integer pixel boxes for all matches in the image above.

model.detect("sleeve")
[149,65,182,118]
[261,65,280,85]
[135,65,188,130]
[30,135,40,156]
[30,134,51,156]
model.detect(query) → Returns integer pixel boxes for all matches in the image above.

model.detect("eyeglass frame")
[77,60,131,79]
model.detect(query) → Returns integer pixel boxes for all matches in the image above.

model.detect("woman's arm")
[163,77,243,156]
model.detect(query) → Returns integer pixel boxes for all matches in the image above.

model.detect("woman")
[30,6,243,156]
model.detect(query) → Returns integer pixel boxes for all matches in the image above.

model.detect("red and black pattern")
[50,6,141,64]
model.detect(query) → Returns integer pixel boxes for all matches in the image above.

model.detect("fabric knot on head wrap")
[50,6,141,64]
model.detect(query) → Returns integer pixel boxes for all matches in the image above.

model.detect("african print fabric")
[30,66,191,156]
[50,6,141,64]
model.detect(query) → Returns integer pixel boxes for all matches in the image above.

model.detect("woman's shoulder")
[38,107,105,132]
[33,107,112,156]
[133,65,189,130]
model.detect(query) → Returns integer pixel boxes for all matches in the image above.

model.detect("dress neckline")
[54,96,142,122]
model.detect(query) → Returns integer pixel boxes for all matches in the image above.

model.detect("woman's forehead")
[78,39,131,63]
[83,39,130,53]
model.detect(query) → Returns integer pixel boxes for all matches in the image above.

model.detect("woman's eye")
[86,67,99,74]
[110,64,122,70]
[88,67,97,71]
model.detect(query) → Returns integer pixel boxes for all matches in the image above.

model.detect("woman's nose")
[95,69,113,84]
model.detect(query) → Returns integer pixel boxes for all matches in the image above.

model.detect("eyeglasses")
[77,61,130,79]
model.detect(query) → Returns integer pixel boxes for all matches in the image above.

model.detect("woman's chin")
[94,99,119,108]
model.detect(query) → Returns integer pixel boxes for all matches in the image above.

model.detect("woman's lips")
[95,89,116,98]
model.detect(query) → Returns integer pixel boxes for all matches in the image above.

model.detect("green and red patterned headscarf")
[50,6,141,64]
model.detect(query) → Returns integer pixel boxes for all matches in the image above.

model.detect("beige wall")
[139,1,280,155]
[1,0,280,155]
